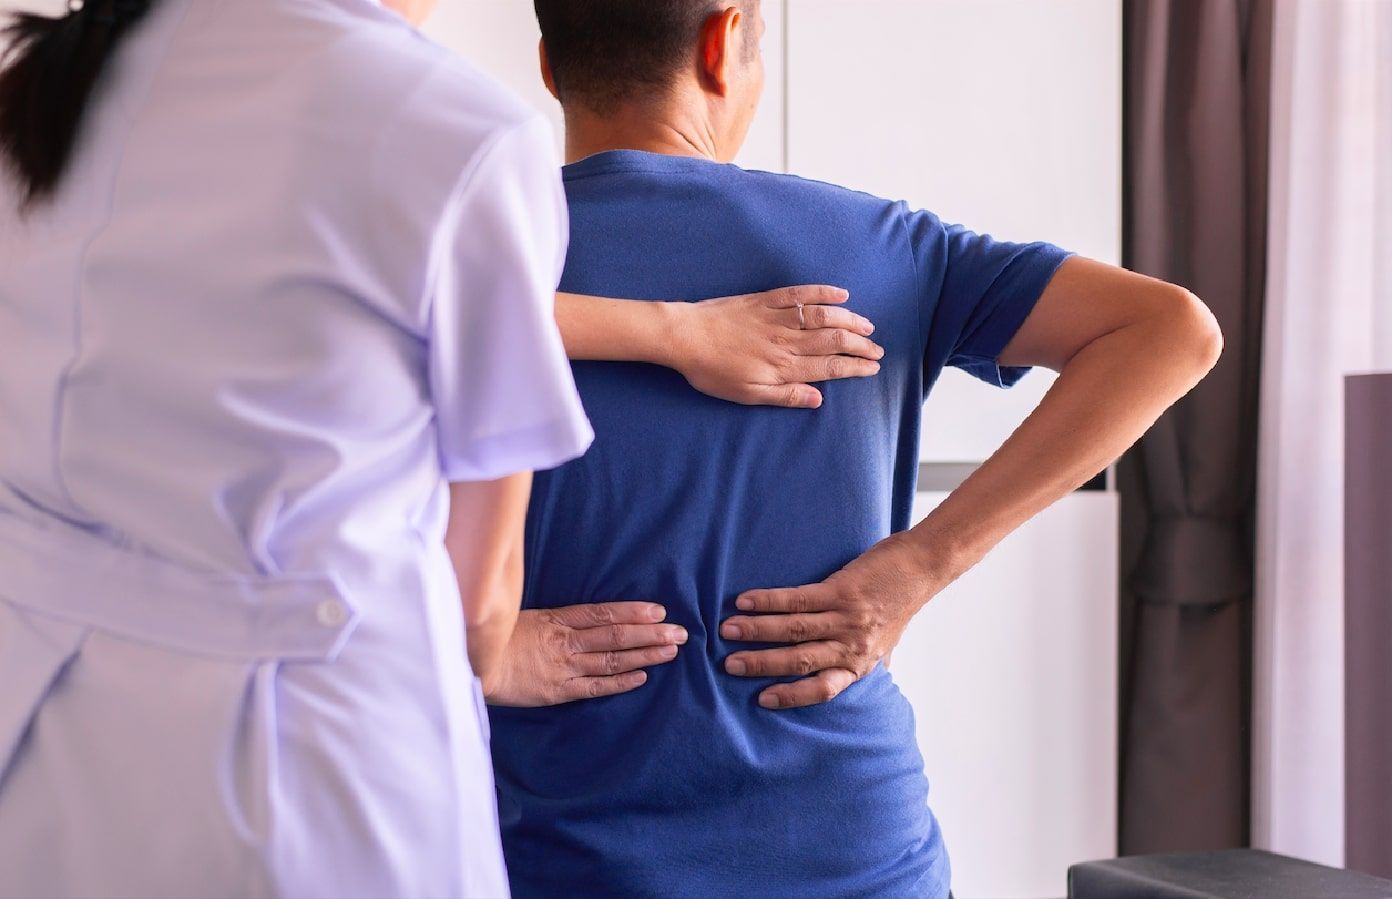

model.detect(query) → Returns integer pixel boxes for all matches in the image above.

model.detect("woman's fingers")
[562,670,648,702]
[795,328,884,361]
[789,354,881,384]
[567,622,688,653]
[795,303,875,336]
[739,383,823,409]
[759,284,850,310]
[573,644,680,677]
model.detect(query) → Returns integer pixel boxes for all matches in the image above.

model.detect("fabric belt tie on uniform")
[0,510,358,662]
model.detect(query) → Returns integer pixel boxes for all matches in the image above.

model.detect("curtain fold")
[1119,0,1272,854]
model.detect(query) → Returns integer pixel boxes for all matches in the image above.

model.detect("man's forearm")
[901,296,1222,599]
[721,262,1224,710]
[556,292,680,364]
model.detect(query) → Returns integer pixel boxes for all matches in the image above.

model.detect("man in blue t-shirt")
[482,2,1222,897]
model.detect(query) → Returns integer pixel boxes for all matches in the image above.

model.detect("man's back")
[490,150,1069,898]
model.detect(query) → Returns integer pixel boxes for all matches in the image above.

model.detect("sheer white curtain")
[1255,0,1392,867]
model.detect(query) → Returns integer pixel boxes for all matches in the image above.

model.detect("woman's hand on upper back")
[481,602,688,707]
[668,286,884,409]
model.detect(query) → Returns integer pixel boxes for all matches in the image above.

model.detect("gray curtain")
[1118,0,1272,854]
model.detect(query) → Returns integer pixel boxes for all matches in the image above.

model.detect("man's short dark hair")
[534,0,757,112]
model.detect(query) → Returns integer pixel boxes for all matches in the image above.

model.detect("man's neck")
[562,102,723,165]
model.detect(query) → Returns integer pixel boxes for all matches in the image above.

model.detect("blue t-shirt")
[489,151,1070,899]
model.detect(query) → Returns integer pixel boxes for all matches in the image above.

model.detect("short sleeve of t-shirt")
[424,115,593,481]
[905,206,1072,389]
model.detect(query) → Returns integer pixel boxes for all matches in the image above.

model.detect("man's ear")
[697,6,742,97]
[539,38,560,101]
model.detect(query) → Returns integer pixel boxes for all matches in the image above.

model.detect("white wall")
[906,491,1118,899]
[424,0,787,173]
[786,0,1121,464]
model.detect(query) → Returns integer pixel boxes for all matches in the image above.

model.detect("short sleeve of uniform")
[905,206,1072,389]
[425,115,593,481]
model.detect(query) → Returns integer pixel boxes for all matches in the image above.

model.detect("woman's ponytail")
[0,0,155,207]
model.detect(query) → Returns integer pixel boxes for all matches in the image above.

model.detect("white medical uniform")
[0,0,591,895]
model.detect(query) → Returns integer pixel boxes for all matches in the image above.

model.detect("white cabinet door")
[786,0,1121,463]
[905,491,1119,899]
[423,1,786,173]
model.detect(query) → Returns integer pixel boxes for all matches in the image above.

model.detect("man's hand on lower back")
[483,602,687,707]
[719,534,938,709]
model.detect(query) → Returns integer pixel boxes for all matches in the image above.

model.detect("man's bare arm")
[720,256,1223,708]
[556,287,885,409]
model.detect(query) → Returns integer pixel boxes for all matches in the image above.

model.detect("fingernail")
[726,657,747,675]
[735,596,754,611]
[720,622,741,640]
[630,671,648,686]
[671,627,688,644]
[660,644,678,659]
[759,693,781,709]
[649,605,666,621]
[874,345,886,359]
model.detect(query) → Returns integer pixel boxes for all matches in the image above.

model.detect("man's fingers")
[734,584,837,614]
[741,383,823,409]
[563,671,648,702]
[757,668,858,710]
[568,622,688,653]
[547,602,666,629]
[791,355,881,384]
[724,641,841,678]
[796,303,875,336]
[720,612,837,644]
[795,327,884,361]
[573,644,680,677]
[761,284,850,310]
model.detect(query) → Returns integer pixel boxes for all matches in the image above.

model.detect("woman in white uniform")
[0,0,882,896]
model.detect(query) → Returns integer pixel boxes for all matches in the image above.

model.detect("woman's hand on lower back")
[668,285,884,409]
[481,602,688,707]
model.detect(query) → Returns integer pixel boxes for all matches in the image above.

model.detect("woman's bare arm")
[556,286,885,409]
[445,472,534,683]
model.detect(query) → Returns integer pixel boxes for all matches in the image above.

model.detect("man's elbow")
[1164,286,1224,374]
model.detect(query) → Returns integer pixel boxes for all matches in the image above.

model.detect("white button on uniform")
[316,599,349,628]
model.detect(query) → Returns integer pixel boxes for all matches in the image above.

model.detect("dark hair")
[533,0,757,113]
[0,0,155,207]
